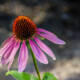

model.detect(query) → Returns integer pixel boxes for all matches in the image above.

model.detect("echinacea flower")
[0,16,65,72]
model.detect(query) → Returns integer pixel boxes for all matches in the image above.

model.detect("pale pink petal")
[7,40,20,70]
[29,40,48,64]
[37,28,66,45]
[34,37,56,60]
[18,41,28,72]
[2,36,13,46]
[1,39,20,70]
[1,44,14,65]
[0,36,14,56]
[8,40,20,61]
[8,57,14,70]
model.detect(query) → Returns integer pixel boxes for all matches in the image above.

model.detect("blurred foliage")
[6,71,58,80]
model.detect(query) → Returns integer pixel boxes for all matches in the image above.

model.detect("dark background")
[0,0,80,80]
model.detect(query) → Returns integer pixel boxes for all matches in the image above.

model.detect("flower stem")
[27,41,41,80]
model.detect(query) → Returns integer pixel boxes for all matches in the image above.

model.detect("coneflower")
[0,16,65,72]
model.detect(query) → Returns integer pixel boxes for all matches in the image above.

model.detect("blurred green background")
[0,0,80,80]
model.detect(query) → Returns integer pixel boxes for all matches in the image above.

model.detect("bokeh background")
[0,0,80,80]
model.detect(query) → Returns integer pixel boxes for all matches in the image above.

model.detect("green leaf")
[39,37,45,40]
[42,72,58,80]
[6,71,38,80]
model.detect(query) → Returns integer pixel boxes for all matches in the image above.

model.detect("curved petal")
[0,36,14,56]
[1,44,14,65]
[8,57,14,70]
[34,37,56,60]
[2,36,13,46]
[8,40,20,61]
[18,41,28,72]
[7,40,20,70]
[37,28,66,45]
[29,40,48,64]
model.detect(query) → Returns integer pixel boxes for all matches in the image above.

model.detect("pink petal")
[8,57,14,70]
[0,36,14,56]
[18,41,28,72]
[2,36,13,46]
[1,44,14,65]
[37,28,66,45]
[8,41,20,70]
[29,40,48,64]
[7,40,20,70]
[0,36,20,70]
[8,40,20,61]
[34,37,56,60]
[1,39,20,70]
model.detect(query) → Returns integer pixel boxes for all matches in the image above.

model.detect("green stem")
[27,41,41,80]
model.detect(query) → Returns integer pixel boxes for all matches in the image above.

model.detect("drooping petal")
[2,36,13,46]
[34,37,56,60]
[18,41,28,72]
[0,36,14,56]
[7,40,20,70]
[29,40,48,64]
[8,57,14,70]
[8,40,20,61]
[37,28,66,45]
[1,44,14,65]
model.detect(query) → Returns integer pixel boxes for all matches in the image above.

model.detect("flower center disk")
[13,16,37,40]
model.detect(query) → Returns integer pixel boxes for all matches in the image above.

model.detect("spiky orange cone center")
[13,16,37,40]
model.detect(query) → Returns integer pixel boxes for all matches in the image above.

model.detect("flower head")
[13,16,37,40]
[0,16,65,72]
